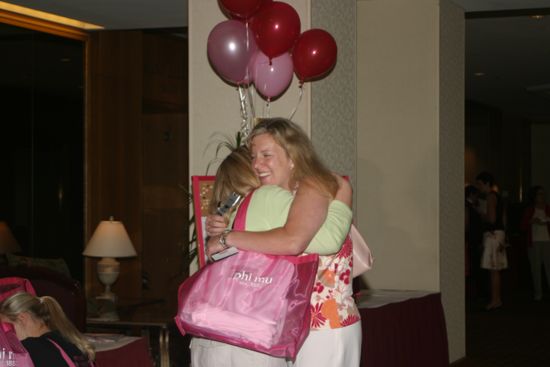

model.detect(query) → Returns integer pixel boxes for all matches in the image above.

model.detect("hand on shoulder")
[333,174,352,208]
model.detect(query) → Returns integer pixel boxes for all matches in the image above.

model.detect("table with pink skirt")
[357,290,449,367]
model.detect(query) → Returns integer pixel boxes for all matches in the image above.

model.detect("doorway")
[0,22,85,281]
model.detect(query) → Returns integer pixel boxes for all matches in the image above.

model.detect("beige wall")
[357,0,441,291]
[357,0,465,361]
[188,0,311,177]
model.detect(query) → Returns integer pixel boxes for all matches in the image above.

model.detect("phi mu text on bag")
[175,191,319,359]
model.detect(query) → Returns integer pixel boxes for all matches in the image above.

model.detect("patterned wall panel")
[311,0,357,188]
[439,0,466,362]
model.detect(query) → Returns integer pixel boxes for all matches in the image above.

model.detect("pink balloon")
[207,20,257,85]
[251,51,293,100]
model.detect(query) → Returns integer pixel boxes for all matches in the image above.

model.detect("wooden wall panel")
[86,31,144,299]
[86,30,188,318]
[141,32,188,316]
[142,113,188,316]
[143,33,188,114]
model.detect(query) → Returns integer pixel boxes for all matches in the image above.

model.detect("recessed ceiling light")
[474,72,485,77]
[530,15,544,20]
[60,58,71,63]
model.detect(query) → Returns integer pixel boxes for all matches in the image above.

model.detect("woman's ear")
[16,312,30,325]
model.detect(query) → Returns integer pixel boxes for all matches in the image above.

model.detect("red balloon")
[292,29,337,83]
[248,0,273,34]
[254,1,301,59]
[219,0,262,19]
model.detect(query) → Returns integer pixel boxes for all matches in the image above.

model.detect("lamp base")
[95,295,119,321]
[97,290,117,303]
[97,256,119,301]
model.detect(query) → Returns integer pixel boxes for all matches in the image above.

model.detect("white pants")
[528,241,550,298]
[291,322,362,367]
[190,338,287,367]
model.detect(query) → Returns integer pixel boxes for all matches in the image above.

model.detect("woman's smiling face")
[250,133,294,191]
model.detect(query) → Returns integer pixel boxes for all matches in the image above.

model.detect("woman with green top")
[200,118,361,367]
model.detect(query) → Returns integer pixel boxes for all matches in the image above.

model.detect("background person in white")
[521,186,550,301]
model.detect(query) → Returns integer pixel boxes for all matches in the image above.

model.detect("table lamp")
[83,217,136,305]
[0,221,21,257]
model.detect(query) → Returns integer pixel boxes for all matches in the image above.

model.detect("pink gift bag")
[350,224,374,278]
[0,277,36,302]
[175,191,319,359]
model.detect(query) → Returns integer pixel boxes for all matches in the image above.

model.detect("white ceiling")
[3,0,550,30]
[4,0,189,29]
[453,0,550,12]
[4,0,550,120]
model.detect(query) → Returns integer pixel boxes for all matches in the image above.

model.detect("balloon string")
[288,84,303,121]
[247,83,256,123]
[238,85,247,121]
[266,99,271,117]
[261,97,265,118]
[238,85,250,140]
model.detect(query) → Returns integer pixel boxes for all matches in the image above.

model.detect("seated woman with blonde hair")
[0,292,94,367]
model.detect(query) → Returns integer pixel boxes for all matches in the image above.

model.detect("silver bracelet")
[218,229,231,250]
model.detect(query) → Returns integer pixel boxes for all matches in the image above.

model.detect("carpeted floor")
[453,289,550,367]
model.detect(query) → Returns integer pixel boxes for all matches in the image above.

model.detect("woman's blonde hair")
[209,145,260,214]
[0,292,95,360]
[249,118,338,197]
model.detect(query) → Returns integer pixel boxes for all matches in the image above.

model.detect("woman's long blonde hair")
[0,292,95,360]
[249,118,338,197]
[209,145,260,214]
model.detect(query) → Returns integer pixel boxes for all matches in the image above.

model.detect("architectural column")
[356,0,465,362]
[311,0,357,190]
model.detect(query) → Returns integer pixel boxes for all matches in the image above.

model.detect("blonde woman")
[0,292,94,367]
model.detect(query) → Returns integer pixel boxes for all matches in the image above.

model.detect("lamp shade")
[83,219,137,258]
[0,221,21,254]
